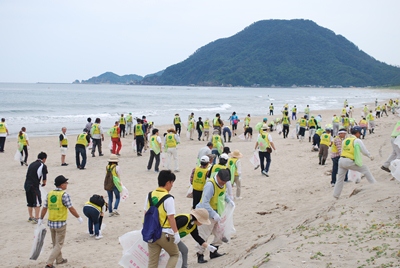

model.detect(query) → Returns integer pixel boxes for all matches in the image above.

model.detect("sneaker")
[262,170,269,177]
[61,163,68,166]
[109,212,114,217]
[381,166,391,173]
[31,218,38,224]
[235,196,243,200]
[331,183,335,187]
[99,153,104,156]
[113,210,120,216]
[89,233,95,237]
[254,165,260,170]
[95,235,103,240]
[28,217,35,223]
[92,154,95,157]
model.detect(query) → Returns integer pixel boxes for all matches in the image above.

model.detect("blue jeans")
[259,151,271,173]
[75,146,87,168]
[83,206,100,236]
[107,187,120,213]
[211,149,219,164]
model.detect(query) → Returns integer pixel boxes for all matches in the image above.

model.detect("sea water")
[0,83,398,137]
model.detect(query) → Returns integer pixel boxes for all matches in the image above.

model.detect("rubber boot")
[318,155,322,165]
[210,245,225,259]
[309,137,311,142]
[228,136,231,143]
[197,253,208,263]
[322,159,326,165]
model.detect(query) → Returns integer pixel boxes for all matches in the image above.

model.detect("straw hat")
[167,128,176,134]
[191,208,211,225]
[108,154,119,162]
[262,124,269,130]
[230,149,243,158]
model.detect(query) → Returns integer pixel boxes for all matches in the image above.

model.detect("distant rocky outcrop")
[78,72,143,85]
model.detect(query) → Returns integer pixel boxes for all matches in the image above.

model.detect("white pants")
[196,218,222,254]
[167,147,179,171]
[333,157,376,198]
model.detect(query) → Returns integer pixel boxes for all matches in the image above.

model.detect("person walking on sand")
[24,151,48,223]
[196,117,204,141]
[90,118,104,157]
[144,170,180,268]
[255,124,276,177]
[119,114,126,138]
[18,127,29,166]
[331,128,348,186]
[147,128,162,172]
[318,128,333,165]
[203,118,210,141]
[213,113,224,135]
[308,116,318,142]
[381,120,400,173]
[126,113,133,135]
[0,118,9,152]
[173,113,182,135]
[333,126,376,199]
[59,127,68,166]
[134,118,145,156]
[269,103,274,115]
[85,117,92,133]
[105,154,122,217]
[165,128,180,172]
[228,149,243,199]
[229,112,239,136]
[38,175,83,268]
[298,116,307,142]
[282,114,290,139]
[110,121,122,155]
[190,155,210,209]
[75,129,90,170]
[210,130,224,164]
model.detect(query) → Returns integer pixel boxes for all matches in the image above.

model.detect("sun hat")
[54,175,69,187]
[216,169,230,182]
[230,149,243,158]
[191,208,211,225]
[108,154,119,162]
[262,124,268,130]
[167,128,176,134]
[200,155,210,162]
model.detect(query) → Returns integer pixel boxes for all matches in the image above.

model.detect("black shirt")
[175,215,205,246]
[24,159,48,189]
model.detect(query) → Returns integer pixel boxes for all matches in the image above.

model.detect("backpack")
[104,166,115,191]
[141,192,173,243]
[90,194,105,207]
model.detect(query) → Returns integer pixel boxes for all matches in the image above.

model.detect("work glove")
[77,217,83,224]
[37,219,43,226]
[173,232,181,244]
[369,155,374,161]
[213,213,221,222]
[229,200,235,207]
[274,150,278,155]
[207,244,217,253]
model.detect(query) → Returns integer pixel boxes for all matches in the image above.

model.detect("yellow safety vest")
[341,137,355,160]
[48,190,68,221]
[208,178,226,215]
[204,120,210,130]
[174,116,181,125]
[166,133,177,148]
[0,123,6,133]
[320,133,331,146]
[282,116,290,125]
[210,164,228,179]
[300,119,307,127]
[126,115,133,123]
[331,136,339,153]
[228,157,239,176]
[192,166,208,191]
[308,119,316,128]
[60,133,68,146]
[19,133,27,146]
[213,118,221,127]
[212,135,221,148]
[269,105,273,110]
[91,123,100,134]
[85,201,102,212]
[135,124,144,136]
[343,117,350,127]
[176,214,196,238]
[76,133,88,146]
[147,188,171,228]
[119,117,125,125]
[333,116,340,123]
[110,126,119,138]
[258,132,270,151]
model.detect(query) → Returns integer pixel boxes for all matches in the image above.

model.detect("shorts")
[25,186,41,207]
[244,127,253,136]
[60,147,68,155]
[232,124,237,130]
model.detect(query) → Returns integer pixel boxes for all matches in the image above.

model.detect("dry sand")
[2,103,400,268]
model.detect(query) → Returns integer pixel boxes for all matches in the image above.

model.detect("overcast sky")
[1,0,399,83]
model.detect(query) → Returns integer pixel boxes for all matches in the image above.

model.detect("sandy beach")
[2,103,400,268]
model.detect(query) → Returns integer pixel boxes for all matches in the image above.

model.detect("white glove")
[229,200,235,207]
[173,232,181,244]
[213,213,221,222]
[274,149,278,154]
[369,155,374,161]
[207,244,217,253]
[37,219,43,225]
[77,217,83,224]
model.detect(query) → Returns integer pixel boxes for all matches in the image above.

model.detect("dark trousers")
[259,151,271,173]
[269,110,273,115]
[136,136,144,153]
[75,146,87,168]
[20,145,28,164]
[83,206,100,236]
[283,124,289,138]
[192,189,203,209]
[331,156,348,184]
[120,124,126,137]
[175,124,181,135]
[147,150,160,171]
[0,137,6,152]
[91,138,102,154]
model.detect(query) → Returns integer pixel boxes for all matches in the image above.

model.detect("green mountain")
[80,72,143,84]
[144,19,400,87]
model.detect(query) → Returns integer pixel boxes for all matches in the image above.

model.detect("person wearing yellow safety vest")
[298,116,308,142]
[331,114,341,136]
[381,103,388,117]
[126,113,133,135]
[362,105,369,118]
[110,121,122,155]
[381,121,400,173]
[333,126,376,199]
[269,103,274,115]
[59,127,68,166]
[282,114,290,139]
[18,127,30,166]
[319,128,333,165]
[308,116,318,142]
[187,115,196,140]
[39,175,83,268]
[210,129,224,164]
[375,105,381,118]
[212,113,224,135]
[83,194,107,239]
[164,128,180,172]
[203,118,210,141]
[255,124,276,177]
[330,129,348,186]
[291,105,297,120]
[175,208,216,266]
[304,105,310,119]
[366,110,375,134]
[106,154,122,217]
[147,128,162,172]
[358,117,368,139]
[90,118,104,157]
[119,114,126,138]
[195,169,234,262]
[341,115,350,133]
[144,170,180,268]
[75,128,90,170]
[0,118,9,152]
[134,118,145,156]
[228,149,243,199]
[190,155,210,209]
[173,113,182,135]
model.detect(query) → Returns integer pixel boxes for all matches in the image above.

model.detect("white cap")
[200,155,209,162]
[220,153,229,160]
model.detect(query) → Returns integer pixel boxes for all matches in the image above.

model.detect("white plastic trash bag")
[276,124,282,134]
[118,229,182,268]
[214,202,236,243]
[249,150,260,168]
[14,150,22,161]
[394,136,400,148]
[238,133,245,140]
[30,224,47,260]
[348,170,362,183]
[121,186,129,202]
[390,159,400,182]
[161,152,167,168]
[132,141,137,152]
[186,185,193,198]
